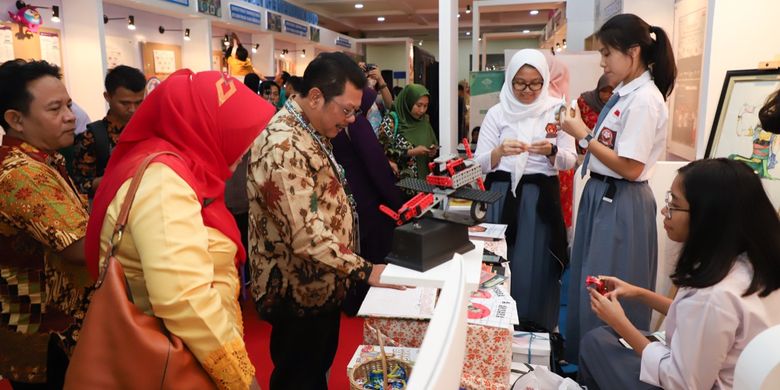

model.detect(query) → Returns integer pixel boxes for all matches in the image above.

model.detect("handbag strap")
[96,151,182,287]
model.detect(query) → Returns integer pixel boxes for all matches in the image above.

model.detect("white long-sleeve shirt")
[474,104,576,178]
[640,255,780,389]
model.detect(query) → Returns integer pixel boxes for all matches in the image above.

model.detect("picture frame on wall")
[705,68,780,206]
[267,12,282,33]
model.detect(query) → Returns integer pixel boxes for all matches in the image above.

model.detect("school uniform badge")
[545,123,558,138]
[598,127,617,149]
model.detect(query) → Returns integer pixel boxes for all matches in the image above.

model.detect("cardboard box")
[511,332,551,368]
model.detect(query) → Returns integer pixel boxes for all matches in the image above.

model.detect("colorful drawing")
[728,103,780,179]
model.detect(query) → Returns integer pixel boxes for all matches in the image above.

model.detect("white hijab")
[499,49,562,194]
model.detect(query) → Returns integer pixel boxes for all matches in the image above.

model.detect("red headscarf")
[85,69,276,280]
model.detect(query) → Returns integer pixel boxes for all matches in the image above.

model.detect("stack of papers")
[467,285,519,330]
[357,286,438,320]
[468,223,508,240]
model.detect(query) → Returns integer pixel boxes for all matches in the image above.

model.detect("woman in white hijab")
[474,49,576,330]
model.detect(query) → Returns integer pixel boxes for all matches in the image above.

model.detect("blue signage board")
[230,4,262,25]
[335,37,351,49]
[162,0,189,6]
[284,20,308,37]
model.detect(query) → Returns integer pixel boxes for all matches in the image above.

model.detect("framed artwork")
[267,12,282,33]
[705,68,780,206]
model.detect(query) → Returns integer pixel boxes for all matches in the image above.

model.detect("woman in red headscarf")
[85,69,275,389]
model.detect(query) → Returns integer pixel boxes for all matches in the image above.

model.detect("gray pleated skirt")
[508,182,562,331]
[565,178,658,362]
[486,181,510,224]
[578,326,662,390]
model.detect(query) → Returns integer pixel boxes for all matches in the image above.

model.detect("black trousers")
[10,335,69,390]
[268,309,341,390]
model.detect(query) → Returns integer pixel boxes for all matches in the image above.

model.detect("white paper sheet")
[357,286,437,320]
[0,27,13,64]
[39,32,61,67]
[153,49,176,74]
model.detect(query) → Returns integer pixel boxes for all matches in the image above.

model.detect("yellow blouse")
[97,163,254,389]
[227,56,254,77]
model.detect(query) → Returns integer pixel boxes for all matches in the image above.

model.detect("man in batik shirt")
[248,52,402,389]
[71,65,145,198]
[0,60,91,388]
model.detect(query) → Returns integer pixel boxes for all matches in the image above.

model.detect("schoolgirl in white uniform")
[475,49,576,330]
[559,13,677,361]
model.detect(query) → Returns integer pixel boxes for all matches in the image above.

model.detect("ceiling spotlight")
[355,3,364,9]
[555,42,562,52]
[465,31,471,36]
[300,49,306,58]
[51,5,60,23]
[466,5,471,14]
[457,13,461,18]
[562,39,567,49]
[252,44,259,53]
[127,15,136,30]
[522,29,530,33]
[530,10,539,15]
[478,37,482,41]
[223,34,230,46]
[418,40,423,46]
[184,28,190,41]
[377,16,385,22]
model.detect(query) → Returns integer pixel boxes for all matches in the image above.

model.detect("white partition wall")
[182,18,212,72]
[61,0,107,120]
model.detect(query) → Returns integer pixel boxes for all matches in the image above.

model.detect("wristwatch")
[547,144,558,157]
[377,84,388,90]
[578,133,594,149]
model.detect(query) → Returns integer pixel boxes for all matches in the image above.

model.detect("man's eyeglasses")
[333,100,362,118]
[664,191,690,219]
[512,80,544,92]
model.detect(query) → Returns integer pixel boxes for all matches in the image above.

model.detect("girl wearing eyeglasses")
[473,49,577,331]
[578,158,780,389]
[559,13,677,361]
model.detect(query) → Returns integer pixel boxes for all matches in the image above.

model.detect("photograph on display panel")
[705,68,780,207]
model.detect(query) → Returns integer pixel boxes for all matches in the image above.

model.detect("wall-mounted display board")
[141,42,182,80]
[0,22,63,73]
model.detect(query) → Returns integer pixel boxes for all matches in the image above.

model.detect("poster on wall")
[0,26,13,63]
[668,0,707,160]
[198,0,221,17]
[267,12,282,32]
[153,49,176,74]
[469,71,503,133]
[310,27,320,42]
[705,68,780,207]
[39,32,61,67]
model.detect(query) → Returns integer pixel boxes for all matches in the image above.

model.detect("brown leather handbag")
[64,152,217,390]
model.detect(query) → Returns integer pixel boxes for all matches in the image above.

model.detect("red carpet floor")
[241,299,365,389]
[0,300,365,390]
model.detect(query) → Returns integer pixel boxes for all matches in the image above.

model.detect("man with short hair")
[0,59,91,389]
[248,52,402,389]
[71,65,145,197]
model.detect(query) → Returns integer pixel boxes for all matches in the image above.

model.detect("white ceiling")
[289,0,564,40]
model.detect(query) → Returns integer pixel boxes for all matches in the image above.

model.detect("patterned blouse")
[376,112,417,195]
[71,115,124,196]
[0,137,92,383]
[248,100,374,318]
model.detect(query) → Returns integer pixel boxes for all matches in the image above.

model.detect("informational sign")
[335,36,351,49]
[284,20,307,37]
[153,49,176,74]
[309,27,320,42]
[161,0,190,6]
[0,26,14,64]
[39,32,61,67]
[469,71,503,132]
[230,4,262,25]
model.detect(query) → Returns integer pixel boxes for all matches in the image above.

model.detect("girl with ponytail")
[559,13,677,362]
